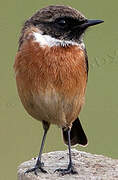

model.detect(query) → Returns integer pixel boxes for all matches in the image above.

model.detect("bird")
[14,5,103,175]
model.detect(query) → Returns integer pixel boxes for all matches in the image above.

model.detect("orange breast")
[14,36,87,127]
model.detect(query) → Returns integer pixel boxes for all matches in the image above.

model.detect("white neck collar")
[33,31,85,49]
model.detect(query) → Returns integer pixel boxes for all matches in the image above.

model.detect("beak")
[81,19,104,29]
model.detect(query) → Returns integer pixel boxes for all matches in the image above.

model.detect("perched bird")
[14,5,103,175]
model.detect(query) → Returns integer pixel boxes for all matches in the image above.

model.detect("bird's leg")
[55,128,78,175]
[25,121,50,175]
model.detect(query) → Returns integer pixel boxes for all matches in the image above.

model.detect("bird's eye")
[55,19,68,28]
[58,19,66,26]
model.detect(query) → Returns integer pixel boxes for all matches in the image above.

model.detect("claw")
[25,162,47,175]
[54,165,77,175]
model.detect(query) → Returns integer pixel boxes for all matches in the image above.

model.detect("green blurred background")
[0,0,118,179]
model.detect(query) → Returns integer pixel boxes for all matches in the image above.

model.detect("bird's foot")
[54,163,77,175]
[25,162,47,175]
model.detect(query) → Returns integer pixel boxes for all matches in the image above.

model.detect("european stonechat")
[14,5,103,175]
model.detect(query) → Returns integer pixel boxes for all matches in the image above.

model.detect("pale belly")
[18,86,84,128]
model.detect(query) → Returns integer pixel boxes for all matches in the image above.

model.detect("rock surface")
[18,149,118,180]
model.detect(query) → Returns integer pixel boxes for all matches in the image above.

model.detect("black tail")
[62,117,88,146]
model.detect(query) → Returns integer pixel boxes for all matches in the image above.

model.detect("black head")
[20,5,104,45]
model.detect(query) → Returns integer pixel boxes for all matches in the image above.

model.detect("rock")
[18,149,118,180]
